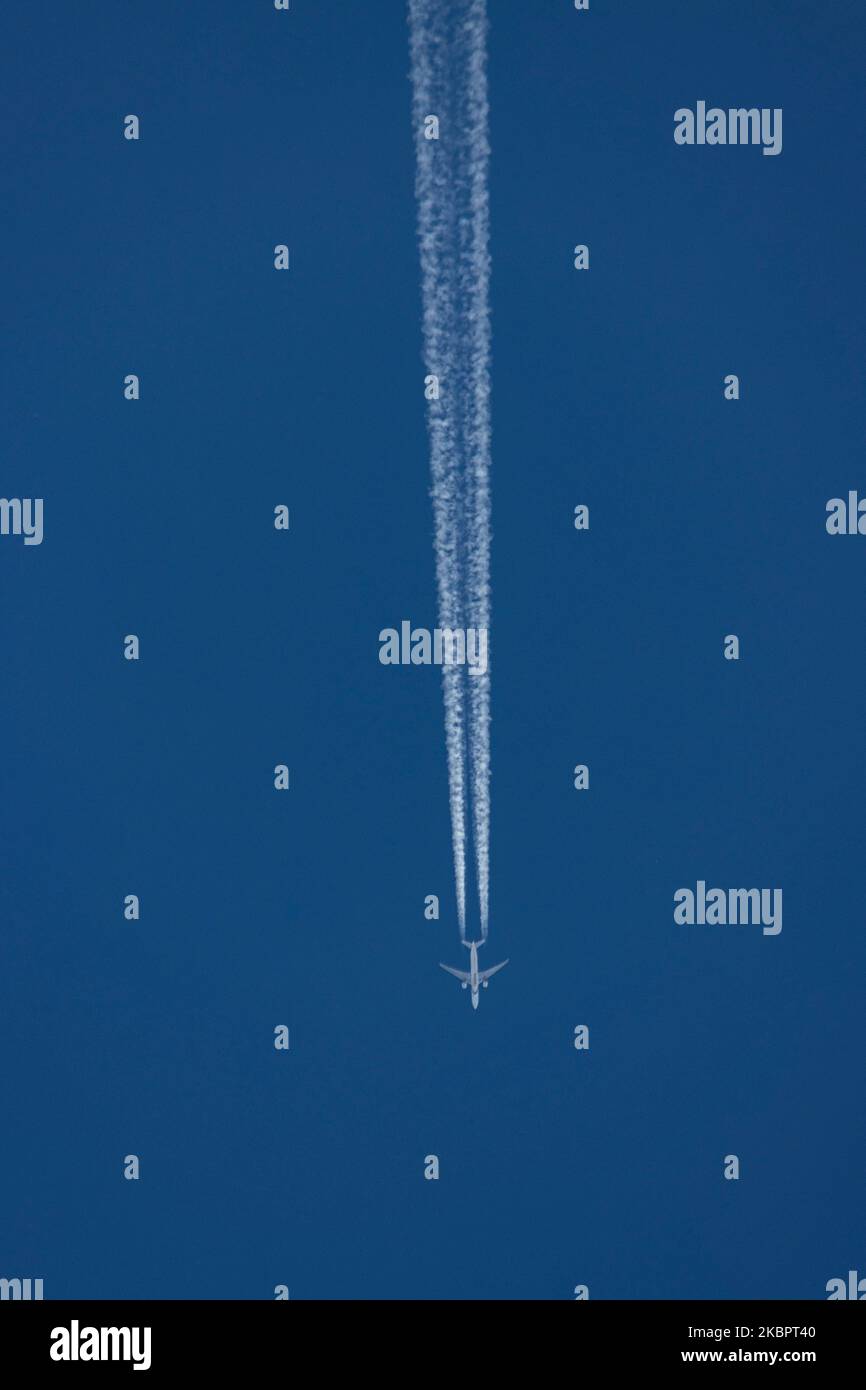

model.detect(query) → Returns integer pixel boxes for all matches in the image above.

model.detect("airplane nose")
[472,993,479,1010]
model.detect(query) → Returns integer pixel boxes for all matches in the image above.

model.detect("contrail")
[408,0,492,941]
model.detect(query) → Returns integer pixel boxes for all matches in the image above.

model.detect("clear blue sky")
[2,0,864,1298]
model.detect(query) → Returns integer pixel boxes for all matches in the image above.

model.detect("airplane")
[439,939,508,1010]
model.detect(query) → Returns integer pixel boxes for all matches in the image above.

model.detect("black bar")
[1,1299,862,1375]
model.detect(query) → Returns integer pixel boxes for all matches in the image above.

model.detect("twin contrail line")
[408,0,492,941]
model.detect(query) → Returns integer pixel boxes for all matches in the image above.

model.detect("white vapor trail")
[408,0,492,941]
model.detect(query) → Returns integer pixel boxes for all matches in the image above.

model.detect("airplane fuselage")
[468,940,480,1009]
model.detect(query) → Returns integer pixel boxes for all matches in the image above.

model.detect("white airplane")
[439,940,508,1010]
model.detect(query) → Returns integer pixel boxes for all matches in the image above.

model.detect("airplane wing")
[439,963,471,982]
[477,958,509,983]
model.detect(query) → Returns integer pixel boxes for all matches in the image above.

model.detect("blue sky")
[1,0,864,1298]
